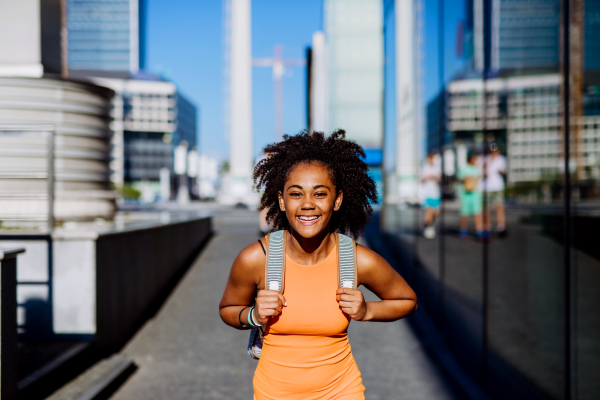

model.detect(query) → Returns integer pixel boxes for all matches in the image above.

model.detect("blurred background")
[0,0,598,399]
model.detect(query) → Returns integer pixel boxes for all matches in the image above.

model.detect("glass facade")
[324,0,384,150]
[381,0,600,399]
[67,0,145,72]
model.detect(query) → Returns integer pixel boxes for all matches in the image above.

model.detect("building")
[63,0,198,200]
[87,75,197,198]
[324,0,384,150]
[380,0,422,203]
[67,0,146,73]
[586,0,600,72]
[322,0,385,202]
[491,0,561,72]
[426,89,447,154]
[219,0,255,205]
[445,74,600,184]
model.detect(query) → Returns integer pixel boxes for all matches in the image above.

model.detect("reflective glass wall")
[381,1,600,399]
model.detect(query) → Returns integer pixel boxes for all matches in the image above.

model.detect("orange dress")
[253,246,365,400]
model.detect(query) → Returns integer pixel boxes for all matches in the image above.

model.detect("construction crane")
[254,45,306,141]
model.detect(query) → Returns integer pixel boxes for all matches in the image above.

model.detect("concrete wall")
[1,216,211,354]
[94,217,212,352]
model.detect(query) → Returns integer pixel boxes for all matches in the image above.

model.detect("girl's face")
[279,162,343,239]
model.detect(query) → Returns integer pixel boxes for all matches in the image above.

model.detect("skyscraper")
[324,0,384,150]
[492,0,560,71]
[67,0,146,73]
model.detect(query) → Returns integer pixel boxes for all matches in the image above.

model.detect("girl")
[219,130,417,399]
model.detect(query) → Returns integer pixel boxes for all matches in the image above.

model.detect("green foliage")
[220,161,230,173]
[119,184,142,200]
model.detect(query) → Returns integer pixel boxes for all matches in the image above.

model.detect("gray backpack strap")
[248,230,286,360]
[266,230,286,292]
[337,233,357,289]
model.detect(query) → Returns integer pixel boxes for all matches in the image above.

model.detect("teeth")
[298,216,319,221]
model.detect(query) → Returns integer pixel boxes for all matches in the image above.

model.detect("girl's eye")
[314,192,327,198]
[290,192,302,197]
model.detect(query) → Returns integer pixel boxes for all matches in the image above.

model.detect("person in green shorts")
[457,152,484,240]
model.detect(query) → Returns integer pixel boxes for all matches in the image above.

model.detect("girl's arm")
[219,240,285,329]
[336,245,417,322]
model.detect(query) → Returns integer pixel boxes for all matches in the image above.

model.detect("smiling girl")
[219,130,417,400]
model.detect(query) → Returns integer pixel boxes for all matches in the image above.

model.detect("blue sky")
[146,0,469,163]
[147,0,322,162]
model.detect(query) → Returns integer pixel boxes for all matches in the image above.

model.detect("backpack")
[247,230,357,360]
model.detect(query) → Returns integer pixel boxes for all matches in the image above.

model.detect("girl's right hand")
[254,290,287,325]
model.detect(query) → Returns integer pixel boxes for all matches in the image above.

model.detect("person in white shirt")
[483,145,506,234]
[421,152,441,239]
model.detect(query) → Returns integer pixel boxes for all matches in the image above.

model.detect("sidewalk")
[109,210,462,399]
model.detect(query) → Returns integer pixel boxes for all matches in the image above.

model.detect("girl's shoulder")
[231,238,267,283]
[355,244,386,273]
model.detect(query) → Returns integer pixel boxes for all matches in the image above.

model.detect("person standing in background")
[457,152,484,241]
[483,144,507,236]
[420,151,441,239]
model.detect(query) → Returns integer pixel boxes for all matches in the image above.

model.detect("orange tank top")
[253,245,365,400]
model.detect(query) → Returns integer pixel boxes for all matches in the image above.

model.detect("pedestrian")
[420,151,441,239]
[483,143,506,236]
[457,152,484,240]
[219,130,417,400]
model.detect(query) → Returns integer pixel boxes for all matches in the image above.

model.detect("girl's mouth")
[296,215,321,226]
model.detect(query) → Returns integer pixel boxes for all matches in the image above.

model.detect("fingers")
[276,292,287,307]
[336,288,367,321]
[255,290,287,323]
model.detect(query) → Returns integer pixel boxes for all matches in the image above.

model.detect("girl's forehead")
[285,162,334,184]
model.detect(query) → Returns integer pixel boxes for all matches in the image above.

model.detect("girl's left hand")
[336,288,368,321]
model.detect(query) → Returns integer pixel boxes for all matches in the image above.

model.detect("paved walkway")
[110,210,462,400]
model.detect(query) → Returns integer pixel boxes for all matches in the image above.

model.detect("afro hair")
[253,129,378,239]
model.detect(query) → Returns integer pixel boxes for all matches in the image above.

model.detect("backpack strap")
[265,230,286,292]
[337,233,357,289]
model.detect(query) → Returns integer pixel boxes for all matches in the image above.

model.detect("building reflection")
[382,0,600,399]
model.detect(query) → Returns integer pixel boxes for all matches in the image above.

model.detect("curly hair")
[253,129,378,239]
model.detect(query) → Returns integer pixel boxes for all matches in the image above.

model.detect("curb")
[46,354,136,400]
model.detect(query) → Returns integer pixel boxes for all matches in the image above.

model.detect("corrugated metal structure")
[0,77,116,230]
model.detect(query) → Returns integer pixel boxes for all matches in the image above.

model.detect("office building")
[324,0,384,150]
[88,75,197,197]
[491,0,561,71]
[444,74,600,184]
[67,0,146,73]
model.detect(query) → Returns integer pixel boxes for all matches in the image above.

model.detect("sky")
[146,0,323,163]
[146,0,470,165]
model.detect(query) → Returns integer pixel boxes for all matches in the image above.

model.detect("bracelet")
[247,306,258,327]
[238,307,251,329]
[249,305,264,327]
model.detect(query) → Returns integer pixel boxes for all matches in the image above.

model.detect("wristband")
[238,306,251,329]
[249,305,264,327]
[247,306,258,327]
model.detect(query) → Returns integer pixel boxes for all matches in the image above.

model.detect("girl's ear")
[334,190,343,211]
[278,191,285,211]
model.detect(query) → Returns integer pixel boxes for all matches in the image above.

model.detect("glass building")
[324,0,385,201]
[67,0,146,72]
[492,0,561,71]
[380,1,600,399]
[324,0,384,150]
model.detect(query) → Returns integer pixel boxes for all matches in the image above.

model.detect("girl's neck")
[286,228,335,266]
